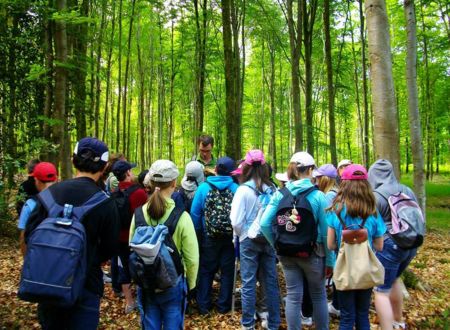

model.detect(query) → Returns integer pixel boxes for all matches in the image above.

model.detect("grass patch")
[426,209,450,232]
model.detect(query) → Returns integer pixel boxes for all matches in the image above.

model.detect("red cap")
[31,162,58,182]
[341,164,368,180]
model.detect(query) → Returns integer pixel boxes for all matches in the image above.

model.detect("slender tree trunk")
[286,0,303,151]
[115,0,123,151]
[268,42,277,171]
[323,0,336,165]
[366,0,400,178]
[360,0,370,167]
[404,0,425,211]
[95,0,107,138]
[43,8,54,159]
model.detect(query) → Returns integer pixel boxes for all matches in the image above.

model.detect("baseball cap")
[216,156,236,175]
[244,149,266,166]
[275,172,289,182]
[341,164,368,180]
[112,160,136,177]
[231,163,243,176]
[147,160,179,183]
[181,161,205,190]
[337,159,352,168]
[312,164,337,178]
[290,151,315,167]
[31,162,58,182]
[73,137,109,163]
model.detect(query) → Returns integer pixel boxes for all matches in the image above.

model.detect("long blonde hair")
[316,176,337,194]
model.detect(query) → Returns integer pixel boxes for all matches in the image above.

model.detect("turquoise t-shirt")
[327,206,386,249]
[18,198,37,230]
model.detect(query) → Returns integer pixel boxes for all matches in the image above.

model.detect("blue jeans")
[137,277,187,330]
[38,288,101,330]
[240,238,281,329]
[337,289,372,330]
[197,236,235,313]
[375,236,417,293]
[279,253,329,330]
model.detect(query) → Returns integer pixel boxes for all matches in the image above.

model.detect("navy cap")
[74,137,109,163]
[216,156,236,175]
[112,160,136,176]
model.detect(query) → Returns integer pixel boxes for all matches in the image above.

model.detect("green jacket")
[129,198,199,290]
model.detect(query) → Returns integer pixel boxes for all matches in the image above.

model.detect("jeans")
[38,288,101,330]
[375,236,417,293]
[337,289,372,330]
[197,236,235,313]
[279,253,329,330]
[137,277,187,330]
[240,238,281,329]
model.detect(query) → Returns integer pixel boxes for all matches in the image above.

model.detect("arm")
[372,212,387,252]
[327,227,337,251]
[190,184,206,232]
[230,187,247,237]
[176,213,200,290]
[373,236,384,251]
[98,200,121,262]
[260,190,283,247]
[313,191,336,267]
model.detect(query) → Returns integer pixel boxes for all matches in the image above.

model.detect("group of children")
[17,136,420,330]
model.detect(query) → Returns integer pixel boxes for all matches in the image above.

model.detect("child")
[129,160,199,329]
[230,150,280,330]
[327,164,386,330]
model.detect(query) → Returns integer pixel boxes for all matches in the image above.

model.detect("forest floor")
[0,174,449,329]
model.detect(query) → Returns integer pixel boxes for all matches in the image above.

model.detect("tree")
[405,0,425,210]
[366,0,400,177]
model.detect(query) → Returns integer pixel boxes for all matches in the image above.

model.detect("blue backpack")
[18,188,108,307]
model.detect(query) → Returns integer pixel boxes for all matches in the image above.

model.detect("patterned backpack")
[204,182,234,238]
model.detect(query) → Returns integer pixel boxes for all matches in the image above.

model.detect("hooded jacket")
[190,175,239,236]
[259,178,335,267]
[368,159,417,231]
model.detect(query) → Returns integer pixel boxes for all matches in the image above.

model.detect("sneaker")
[124,302,137,314]
[241,325,255,330]
[328,301,341,317]
[393,321,406,329]
[257,311,269,329]
[301,313,313,326]
[103,272,112,284]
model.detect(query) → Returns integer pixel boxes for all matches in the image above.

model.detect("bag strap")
[123,184,140,197]
[206,181,217,191]
[164,207,184,236]
[134,206,147,228]
[336,210,368,230]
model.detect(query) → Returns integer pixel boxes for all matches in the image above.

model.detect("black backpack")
[129,206,184,293]
[111,185,140,230]
[272,186,318,257]
[178,187,194,214]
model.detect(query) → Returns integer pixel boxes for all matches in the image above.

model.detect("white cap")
[145,160,179,184]
[290,152,315,167]
[275,172,289,182]
[337,159,352,168]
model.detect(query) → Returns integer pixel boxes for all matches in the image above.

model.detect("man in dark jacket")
[25,137,120,329]
[368,159,419,330]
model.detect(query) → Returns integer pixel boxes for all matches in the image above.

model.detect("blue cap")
[216,156,236,175]
[73,137,109,163]
[112,160,136,177]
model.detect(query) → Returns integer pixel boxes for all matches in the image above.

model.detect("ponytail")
[146,180,174,220]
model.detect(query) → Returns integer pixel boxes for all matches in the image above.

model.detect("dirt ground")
[1,231,448,329]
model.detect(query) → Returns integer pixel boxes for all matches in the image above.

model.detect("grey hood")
[368,159,399,191]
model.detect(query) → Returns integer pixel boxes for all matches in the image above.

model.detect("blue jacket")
[190,175,239,236]
[260,178,335,267]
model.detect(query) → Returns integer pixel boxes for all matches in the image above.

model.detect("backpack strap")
[123,184,140,197]
[134,206,147,228]
[38,189,64,218]
[164,207,185,236]
[71,191,109,221]
[206,181,217,191]
[243,183,261,196]
[336,211,368,230]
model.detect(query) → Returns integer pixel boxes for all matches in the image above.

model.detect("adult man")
[192,135,217,171]
[24,137,120,329]
[190,157,238,315]
[18,162,58,255]
[111,160,148,313]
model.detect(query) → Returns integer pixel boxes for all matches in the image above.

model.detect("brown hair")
[241,163,275,192]
[197,134,214,147]
[287,162,314,181]
[147,180,175,220]
[328,180,377,220]
[316,176,337,194]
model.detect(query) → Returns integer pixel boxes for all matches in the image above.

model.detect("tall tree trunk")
[302,0,318,157]
[43,7,54,160]
[366,0,400,177]
[404,0,425,211]
[268,42,277,171]
[95,0,107,138]
[122,0,136,157]
[137,16,145,170]
[323,0,336,165]
[115,0,123,151]
[54,0,71,178]
[360,0,370,167]
[286,0,303,151]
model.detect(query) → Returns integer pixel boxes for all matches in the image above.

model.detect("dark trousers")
[196,236,235,314]
[337,288,372,330]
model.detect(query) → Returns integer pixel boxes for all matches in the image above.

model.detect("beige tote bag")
[333,230,385,291]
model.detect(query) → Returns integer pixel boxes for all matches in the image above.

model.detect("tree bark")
[115,0,123,151]
[360,0,370,167]
[323,0,336,165]
[404,0,425,211]
[365,0,400,178]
